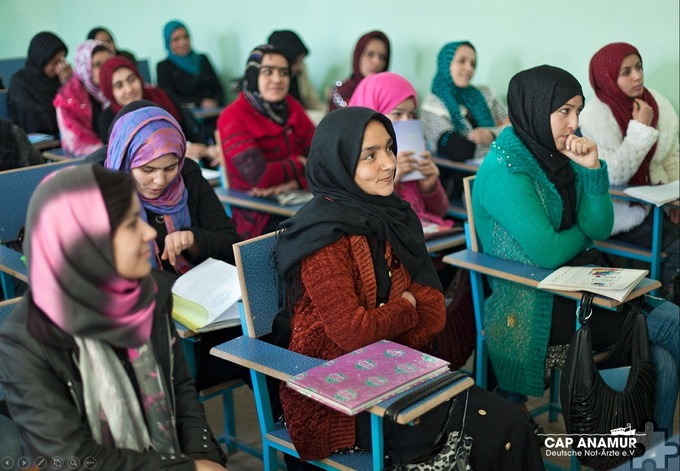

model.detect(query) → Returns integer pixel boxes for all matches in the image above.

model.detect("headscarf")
[87,27,111,41]
[73,39,114,106]
[332,31,391,108]
[268,30,309,102]
[24,164,156,348]
[276,107,442,299]
[98,55,183,121]
[431,41,495,138]
[507,65,583,230]
[163,20,201,76]
[348,71,417,114]
[242,44,290,125]
[9,32,67,134]
[589,42,659,185]
[105,107,191,272]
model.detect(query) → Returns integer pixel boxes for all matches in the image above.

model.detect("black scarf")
[276,107,442,304]
[242,44,289,125]
[268,30,309,104]
[9,32,67,135]
[507,65,583,230]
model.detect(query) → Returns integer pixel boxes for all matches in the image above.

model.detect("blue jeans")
[643,297,680,433]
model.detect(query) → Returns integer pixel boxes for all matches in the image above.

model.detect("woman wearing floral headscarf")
[579,42,679,297]
[157,20,224,109]
[0,164,227,470]
[422,41,508,198]
[217,44,315,239]
[53,39,114,155]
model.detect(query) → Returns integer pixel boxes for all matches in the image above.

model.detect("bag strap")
[384,370,468,467]
[577,291,595,325]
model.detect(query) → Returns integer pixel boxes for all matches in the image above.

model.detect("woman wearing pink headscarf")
[53,40,114,155]
[0,164,228,470]
[348,72,453,235]
[580,42,679,296]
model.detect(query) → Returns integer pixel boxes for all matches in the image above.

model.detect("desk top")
[188,106,224,121]
[443,249,660,308]
[41,148,83,162]
[0,245,27,283]
[215,188,301,217]
[432,156,481,173]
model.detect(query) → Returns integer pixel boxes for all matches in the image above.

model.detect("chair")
[136,59,152,84]
[0,90,8,120]
[0,57,25,89]
[211,231,473,471]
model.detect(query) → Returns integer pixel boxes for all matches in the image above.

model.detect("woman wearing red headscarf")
[580,42,679,295]
[328,30,390,111]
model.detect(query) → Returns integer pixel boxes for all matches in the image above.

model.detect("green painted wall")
[1,0,678,110]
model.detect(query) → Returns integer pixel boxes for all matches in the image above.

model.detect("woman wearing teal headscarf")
[156,20,225,109]
[421,41,508,198]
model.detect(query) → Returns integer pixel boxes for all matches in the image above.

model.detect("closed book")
[392,120,427,182]
[171,258,241,332]
[538,266,648,302]
[623,182,680,207]
[286,340,450,416]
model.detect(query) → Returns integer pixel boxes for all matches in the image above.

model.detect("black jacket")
[0,270,227,470]
[156,55,225,108]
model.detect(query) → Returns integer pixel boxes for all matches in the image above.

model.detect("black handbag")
[382,371,473,470]
[559,292,656,470]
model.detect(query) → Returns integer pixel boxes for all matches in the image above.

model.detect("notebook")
[538,266,648,302]
[286,340,450,415]
[392,120,427,182]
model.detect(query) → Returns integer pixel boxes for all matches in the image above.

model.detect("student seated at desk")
[472,64,679,433]
[579,42,679,296]
[275,107,543,470]
[87,26,136,63]
[53,40,114,156]
[0,120,43,170]
[104,104,244,390]
[421,41,508,198]
[157,20,225,110]
[0,164,228,470]
[217,44,315,239]
[8,31,71,135]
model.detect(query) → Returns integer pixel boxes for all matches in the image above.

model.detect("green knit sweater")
[473,127,613,396]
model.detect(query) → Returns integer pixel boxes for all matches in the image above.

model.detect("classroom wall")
[1,0,678,110]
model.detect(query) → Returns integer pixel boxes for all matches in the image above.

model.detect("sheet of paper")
[392,120,426,182]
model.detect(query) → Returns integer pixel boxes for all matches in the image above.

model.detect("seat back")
[0,57,25,88]
[0,160,83,243]
[0,89,8,120]
[213,129,228,189]
[136,59,152,84]
[232,231,280,339]
[462,175,478,252]
[0,298,21,400]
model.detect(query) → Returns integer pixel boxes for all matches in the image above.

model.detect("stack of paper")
[623,182,680,207]
[538,266,648,302]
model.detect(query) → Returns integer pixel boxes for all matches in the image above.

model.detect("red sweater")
[281,235,446,461]
[216,93,315,238]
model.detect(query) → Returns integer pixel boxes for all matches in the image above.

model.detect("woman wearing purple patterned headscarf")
[53,39,114,155]
[0,164,227,470]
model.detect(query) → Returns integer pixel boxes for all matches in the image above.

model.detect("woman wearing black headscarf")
[276,107,543,469]
[8,32,72,135]
[472,65,679,433]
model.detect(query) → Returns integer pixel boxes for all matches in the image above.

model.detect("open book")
[27,133,56,144]
[421,221,461,240]
[171,258,242,332]
[392,120,427,182]
[623,181,680,207]
[538,266,648,302]
[272,190,314,206]
[286,340,452,416]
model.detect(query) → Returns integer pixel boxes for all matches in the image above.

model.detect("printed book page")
[623,181,680,207]
[392,120,426,182]
[538,266,648,302]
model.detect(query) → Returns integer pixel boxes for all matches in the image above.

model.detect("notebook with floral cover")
[286,339,451,415]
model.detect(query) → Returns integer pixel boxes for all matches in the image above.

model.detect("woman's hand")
[186,142,208,161]
[668,207,680,225]
[56,59,73,84]
[564,135,600,169]
[249,180,299,197]
[467,127,495,146]
[161,230,196,267]
[296,155,308,166]
[200,98,219,109]
[415,151,440,193]
[401,290,417,308]
[194,459,228,471]
[205,145,222,167]
[395,151,417,183]
[632,98,654,126]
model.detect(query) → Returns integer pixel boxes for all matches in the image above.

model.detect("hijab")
[589,42,659,185]
[242,44,290,125]
[348,71,417,114]
[507,65,583,230]
[73,39,114,106]
[431,41,495,137]
[25,164,156,348]
[99,55,182,121]
[10,32,67,134]
[268,30,309,102]
[333,31,391,107]
[105,107,191,272]
[163,20,201,76]
[276,107,442,300]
